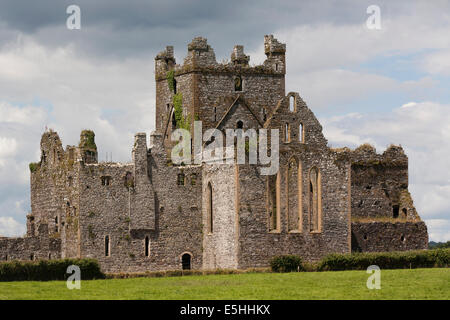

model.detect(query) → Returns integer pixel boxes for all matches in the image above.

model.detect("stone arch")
[309,167,322,232]
[287,157,302,232]
[180,252,193,270]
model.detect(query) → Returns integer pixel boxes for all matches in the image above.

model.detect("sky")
[0,0,449,242]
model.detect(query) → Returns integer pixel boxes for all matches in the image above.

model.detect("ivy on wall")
[166,70,175,92]
[173,93,190,131]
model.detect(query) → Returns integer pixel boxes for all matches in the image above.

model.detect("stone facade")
[0,35,428,272]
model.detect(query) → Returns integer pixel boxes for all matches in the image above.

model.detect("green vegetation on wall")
[173,93,190,130]
[166,70,175,92]
[29,162,40,173]
[79,130,97,150]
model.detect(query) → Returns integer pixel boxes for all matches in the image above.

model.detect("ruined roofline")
[332,143,408,166]
[154,34,286,79]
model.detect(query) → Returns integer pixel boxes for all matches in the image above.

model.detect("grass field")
[0,268,448,300]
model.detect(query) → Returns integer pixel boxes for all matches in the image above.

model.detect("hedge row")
[270,255,304,272]
[270,249,450,272]
[318,249,449,271]
[0,258,105,282]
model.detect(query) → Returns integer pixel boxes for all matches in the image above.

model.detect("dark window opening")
[101,176,111,186]
[208,183,213,233]
[173,79,177,94]
[400,235,405,242]
[182,253,191,270]
[214,107,217,122]
[236,120,243,129]
[263,109,267,122]
[105,236,110,257]
[145,236,150,257]
[30,254,34,261]
[234,76,242,92]
[171,112,176,130]
[48,253,51,259]
[393,205,399,218]
[402,208,407,217]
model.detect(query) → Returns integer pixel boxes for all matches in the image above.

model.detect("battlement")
[155,34,286,79]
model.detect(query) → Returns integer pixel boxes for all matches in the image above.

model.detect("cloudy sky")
[0,0,449,241]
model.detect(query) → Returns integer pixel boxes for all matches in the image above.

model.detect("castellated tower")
[155,35,286,154]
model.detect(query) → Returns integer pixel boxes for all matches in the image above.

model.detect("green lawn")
[0,268,448,300]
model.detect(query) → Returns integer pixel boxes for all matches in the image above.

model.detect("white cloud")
[0,216,26,237]
[425,219,450,243]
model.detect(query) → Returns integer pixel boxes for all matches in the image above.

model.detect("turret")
[78,130,97,164]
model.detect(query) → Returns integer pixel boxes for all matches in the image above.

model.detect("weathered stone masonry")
[0,35,428,272]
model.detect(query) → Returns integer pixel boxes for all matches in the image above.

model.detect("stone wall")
[352,221,428,252]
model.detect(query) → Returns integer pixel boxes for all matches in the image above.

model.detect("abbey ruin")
[0,35,428,272]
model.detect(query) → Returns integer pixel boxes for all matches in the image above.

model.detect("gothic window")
[234,75,242,92]
[309,167,321,232]
[145,236,150,257]
[284,123,290,142]
[289,96,295,112]
[268,172,280,232]
[207,182,213,233]
[287,158,302,232]
[105,235,110,257]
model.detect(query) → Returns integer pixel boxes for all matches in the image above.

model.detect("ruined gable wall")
[237,94,351,267]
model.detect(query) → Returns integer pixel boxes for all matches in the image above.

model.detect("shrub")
[0,258,104,282]
[318,249,449,271]
[270,255,304,272]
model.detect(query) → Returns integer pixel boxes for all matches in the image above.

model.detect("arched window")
[182,253,191,270]
[267,172,280,232]
[289,96,295,112]
[284,123,290,142]
[105,235,110,257]
[207,182,213,233]
[236,120,244,129]
[309,167,321,232]
[287,158,302,232]
[145,236,150,257]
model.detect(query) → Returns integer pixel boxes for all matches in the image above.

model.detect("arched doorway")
[181,253,192,270]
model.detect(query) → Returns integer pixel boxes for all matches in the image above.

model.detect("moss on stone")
[29,162,40,173]
[166,70,175,92]
[79,130,97,150]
